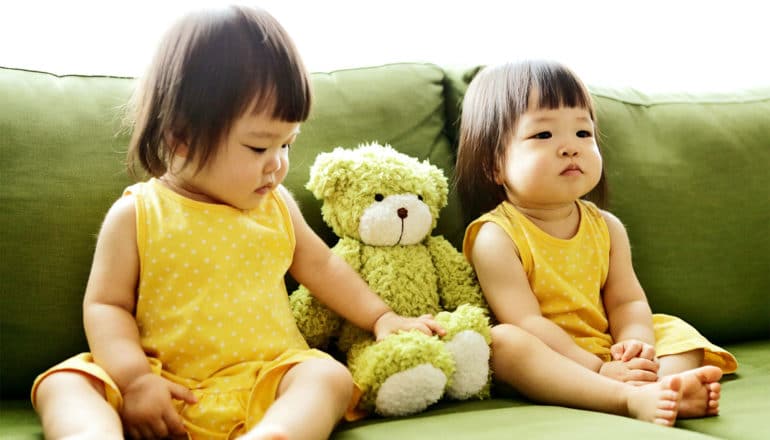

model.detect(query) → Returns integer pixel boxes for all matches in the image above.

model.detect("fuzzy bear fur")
[290,143,492,416]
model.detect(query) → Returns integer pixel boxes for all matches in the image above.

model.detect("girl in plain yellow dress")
[455,60,737,424]
[30,6,444,440]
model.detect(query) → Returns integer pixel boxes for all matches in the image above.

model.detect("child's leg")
[244,358,354,440]
[34,371,123,440]
[659,349,704,376]
[491,324,681,426]
[659,350,722,418]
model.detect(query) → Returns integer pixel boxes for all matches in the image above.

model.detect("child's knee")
[300,359,354,397]
[321,360,354,392]
[35,371,106,405]
[490,323,537,357]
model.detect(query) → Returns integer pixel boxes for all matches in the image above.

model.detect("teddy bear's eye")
[417,195,423,201]
[374,194,384,202]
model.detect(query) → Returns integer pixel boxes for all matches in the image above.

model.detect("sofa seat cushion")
[4,341,767,439]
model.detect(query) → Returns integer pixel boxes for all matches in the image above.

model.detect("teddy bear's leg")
[444,330,490,399]
[347,331,455,417]
[375,363,447,416]
[435,304,492,400]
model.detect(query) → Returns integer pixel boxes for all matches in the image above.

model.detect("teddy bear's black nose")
[397,208,408,219]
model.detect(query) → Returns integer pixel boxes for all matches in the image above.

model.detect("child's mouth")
[560,164,583,176]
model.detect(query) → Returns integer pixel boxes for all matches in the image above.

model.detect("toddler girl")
[31,6,442,440]
[456,60,737,423]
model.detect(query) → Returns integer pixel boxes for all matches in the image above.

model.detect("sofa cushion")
[4,338,769,439]
[590,87,770,344]
[0,68,136,399]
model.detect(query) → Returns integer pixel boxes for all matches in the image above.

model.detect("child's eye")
[281,144,292,149]
[533,131,552,139]
[245,145,266,154]
[576,130,593,138]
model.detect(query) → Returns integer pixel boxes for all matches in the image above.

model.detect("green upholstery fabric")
[677,340,770,439]
[591,88,770,343]
[0,69,135,398]
[334,401,719,439]
[1,64,768,439]
[4,340,768,439]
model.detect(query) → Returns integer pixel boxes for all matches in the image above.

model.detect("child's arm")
[600,211,657,362]
[470,222,605,372]
[82,195,194,438]
[279,186,444,339]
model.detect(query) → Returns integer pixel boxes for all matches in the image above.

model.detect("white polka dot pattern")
[470,200,615,359]
[128,180,308,381]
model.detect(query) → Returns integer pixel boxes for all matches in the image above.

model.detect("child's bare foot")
[672,365,722,418]
[626,375,681,426]
[240,423,288,440]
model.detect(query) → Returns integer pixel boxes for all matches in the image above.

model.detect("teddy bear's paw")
[445,330,490,399]
[375,363,447,417]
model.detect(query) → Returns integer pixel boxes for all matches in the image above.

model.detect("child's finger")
[410,319,443,336]
[625,368,658,383]
[624,370,658,382]
[422,319,446,336]
[625,357,658,373]
[621,341,644,361]
[640,344,656,360]
[610,343,625,360]
[168,380,197,404]
[163,406,188,436]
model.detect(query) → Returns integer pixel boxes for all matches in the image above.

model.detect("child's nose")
[559,145,579,157]
[265,152,282,173]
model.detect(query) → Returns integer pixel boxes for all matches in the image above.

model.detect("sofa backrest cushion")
[590,86,770,345]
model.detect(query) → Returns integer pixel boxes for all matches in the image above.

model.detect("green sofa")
[1,63,768,439]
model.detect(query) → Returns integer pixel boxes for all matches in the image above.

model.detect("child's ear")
[493,155,507,184]
[164,131,189,158]
[493,166,503,185]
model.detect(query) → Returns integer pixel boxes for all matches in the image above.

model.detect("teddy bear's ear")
[425,161,449,209]
[306,147,351,200]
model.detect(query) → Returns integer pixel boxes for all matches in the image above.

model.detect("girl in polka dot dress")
[30,6,443,440]
[456,60,737,426]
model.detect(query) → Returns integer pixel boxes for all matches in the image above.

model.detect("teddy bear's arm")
[426,235,488,312]
[289,284,340,349]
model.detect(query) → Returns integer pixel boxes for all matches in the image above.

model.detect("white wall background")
[1,0,767,93]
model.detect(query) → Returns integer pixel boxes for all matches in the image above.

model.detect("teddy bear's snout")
[397,208,408,219]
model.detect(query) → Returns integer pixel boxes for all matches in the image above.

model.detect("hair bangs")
[529,63,594,116]
[240,7,311,122]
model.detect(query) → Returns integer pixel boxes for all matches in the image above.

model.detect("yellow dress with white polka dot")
[32,179,336,439]
[464,200,737,373]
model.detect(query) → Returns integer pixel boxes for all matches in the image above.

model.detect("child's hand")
[611,339,657,362]
[599,358,659,385]
[120,373,197,439]
[373,311,446,341]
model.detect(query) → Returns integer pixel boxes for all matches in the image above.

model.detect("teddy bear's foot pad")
[445,330,490,399]
[375,363,447,416]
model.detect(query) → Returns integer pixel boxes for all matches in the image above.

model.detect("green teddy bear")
[290,142,492,417]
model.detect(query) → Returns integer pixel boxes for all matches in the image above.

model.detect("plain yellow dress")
[32,179,345,439]
[464,200,737,373]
